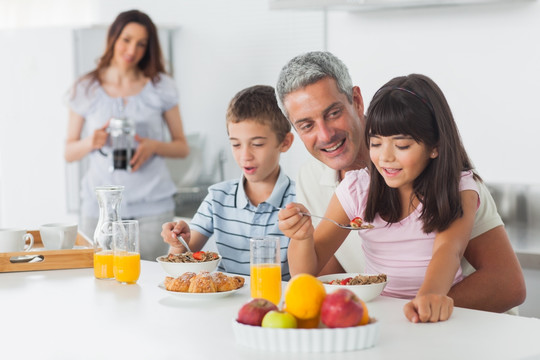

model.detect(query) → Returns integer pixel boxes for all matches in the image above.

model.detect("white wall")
[0,0,321,227]
[326,1,540,184]
[0,27,75,229]
[1,0,539,228]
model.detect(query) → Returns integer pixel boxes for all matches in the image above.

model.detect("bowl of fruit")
[156,251,221,277]
[317,273,387,303]
[232,274,379,353]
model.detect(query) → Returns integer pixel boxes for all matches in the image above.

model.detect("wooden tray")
[0,230,94,273]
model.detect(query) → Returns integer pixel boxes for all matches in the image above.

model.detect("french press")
[100,118,136,172]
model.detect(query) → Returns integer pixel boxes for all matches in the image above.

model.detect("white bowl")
[317,273,387,303]
[156,254,221,277]
[232,319,379,353]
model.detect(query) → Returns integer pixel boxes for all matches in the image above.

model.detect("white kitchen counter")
[1,261,539,360]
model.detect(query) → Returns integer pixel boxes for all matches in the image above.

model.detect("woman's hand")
[161,221,191,254]
[91,122,109,151]
[130,134,158,171]
[403,293,454,323]
[278,203,314,241]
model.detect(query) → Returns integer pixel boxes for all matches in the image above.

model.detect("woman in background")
[65,9,189,260]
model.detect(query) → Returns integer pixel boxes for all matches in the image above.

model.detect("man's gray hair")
[275,51,354,118]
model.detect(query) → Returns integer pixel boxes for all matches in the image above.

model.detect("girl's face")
[228,120,291,185]
[112,22,148,70]
[369,134,437,193]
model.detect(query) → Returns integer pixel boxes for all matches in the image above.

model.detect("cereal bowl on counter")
[317,273,387,303]
[156,251,221,277]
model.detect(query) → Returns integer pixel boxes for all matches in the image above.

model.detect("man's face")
[283,77,366,172]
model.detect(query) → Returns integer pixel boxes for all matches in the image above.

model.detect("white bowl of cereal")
[317,273,387,303]
[156,251,221,277]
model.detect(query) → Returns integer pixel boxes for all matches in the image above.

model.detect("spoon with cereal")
[279,207,374,230]
[308,214,374,230]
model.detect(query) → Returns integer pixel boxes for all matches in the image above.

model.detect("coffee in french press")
[106,118,136,172]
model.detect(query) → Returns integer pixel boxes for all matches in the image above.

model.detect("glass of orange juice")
[250,236,282,305]
[112,220,140,284]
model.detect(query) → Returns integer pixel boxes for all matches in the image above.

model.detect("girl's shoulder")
[459,170,479,193]
[342,168,370,185]
[337,168,371,199]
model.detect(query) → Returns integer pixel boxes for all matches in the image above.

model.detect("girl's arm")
[279,195,351,276]
[130,105,190,171]
[403,189,479,323]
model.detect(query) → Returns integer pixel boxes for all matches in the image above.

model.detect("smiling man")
[275,51,525,313]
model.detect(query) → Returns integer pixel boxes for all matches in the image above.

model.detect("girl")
[65,10,189,261]
[279,74,480,323]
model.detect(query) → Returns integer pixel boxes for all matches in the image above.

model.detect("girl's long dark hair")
[81,10,166,88]
[364,74,480,233]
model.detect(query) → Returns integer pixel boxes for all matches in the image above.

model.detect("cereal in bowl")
[158,251,219,263]
[325,274,387,286]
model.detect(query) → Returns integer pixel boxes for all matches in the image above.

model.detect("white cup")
[39,223,78,250]
[0,228,34,253]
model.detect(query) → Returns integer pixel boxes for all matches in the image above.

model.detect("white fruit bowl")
[317,273,387,303]
[232,319,379,353]
[156,254,221,277]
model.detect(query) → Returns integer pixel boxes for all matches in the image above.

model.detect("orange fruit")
[296,315,320,329]
[284,273,326,320]
[358,298,369,325]
[283,307,320,328]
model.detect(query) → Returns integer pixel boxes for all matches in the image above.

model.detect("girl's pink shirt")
[335,169,479,299]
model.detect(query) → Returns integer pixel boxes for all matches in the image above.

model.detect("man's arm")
[448,225,526,312]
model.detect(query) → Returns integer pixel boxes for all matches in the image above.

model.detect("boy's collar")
[236,167,291,209]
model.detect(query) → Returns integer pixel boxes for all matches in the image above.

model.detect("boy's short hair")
[226,85,291,143]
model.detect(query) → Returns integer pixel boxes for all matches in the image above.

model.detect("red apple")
[236,298,279,326]
[320,288,364,328]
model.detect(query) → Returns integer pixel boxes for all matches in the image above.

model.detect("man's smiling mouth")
[322,139,345,152]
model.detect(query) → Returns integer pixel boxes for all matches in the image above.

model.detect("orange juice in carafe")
[94,250,115,279]
[114,251,140,284]
[93,185,124,279]
[250,263,282,305]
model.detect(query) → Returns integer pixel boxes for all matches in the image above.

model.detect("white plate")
[157,282,243,300]
[232,319,379,353]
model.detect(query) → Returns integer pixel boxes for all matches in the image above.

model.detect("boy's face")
[228,120,287,185]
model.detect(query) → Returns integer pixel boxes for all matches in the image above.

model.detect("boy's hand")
[161,221,191,254]
[277,203,314,241]
[403,293,454,323]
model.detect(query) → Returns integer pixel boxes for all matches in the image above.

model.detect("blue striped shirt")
[190,168,294,280]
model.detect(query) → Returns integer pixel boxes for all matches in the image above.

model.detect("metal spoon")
[176,235,192,252]
[278,208,374,230]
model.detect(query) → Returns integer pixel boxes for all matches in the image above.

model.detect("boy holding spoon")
[161,85,295,280]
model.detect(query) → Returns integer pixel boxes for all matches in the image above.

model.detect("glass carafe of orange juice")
[93,185,124,279]
[250,236,282,305]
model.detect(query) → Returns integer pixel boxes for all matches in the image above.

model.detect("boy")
[161,85,295,280]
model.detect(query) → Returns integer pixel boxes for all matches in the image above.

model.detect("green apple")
[261,310,298,329]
